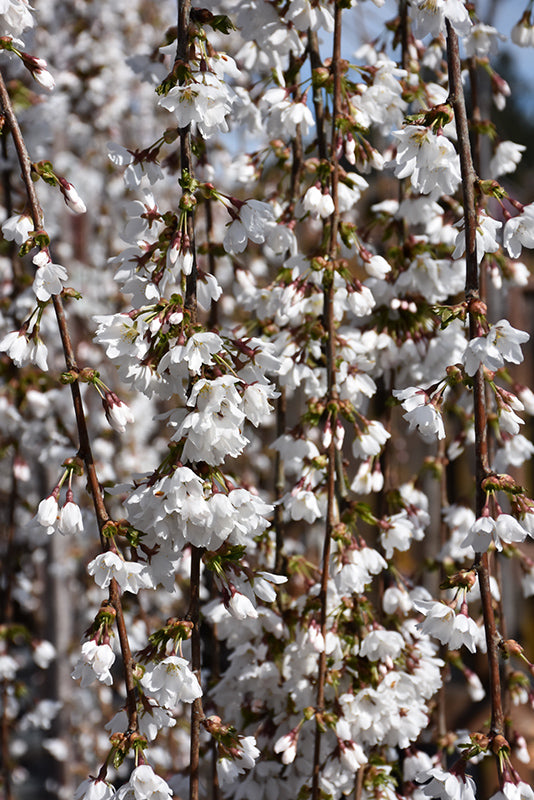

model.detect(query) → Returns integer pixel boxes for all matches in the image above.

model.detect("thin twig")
[176,4,202,799]
[274,386,287,575]
[446,21,504,744]
[311,6,342,798]
[188,546,203,800]
[308,30,328,162]
[177,0,197,322]
[0,71,139,736]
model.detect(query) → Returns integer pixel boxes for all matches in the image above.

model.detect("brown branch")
[0,71,139,737]
[399,0,410,72]
[1,459,18,800]
[311,5,342,799]
[274,386,287,575]
[446,21,504,744]
[177,0,197,322]
[308,30,328,162]
[176,5,202,799]
[188,546,203,800]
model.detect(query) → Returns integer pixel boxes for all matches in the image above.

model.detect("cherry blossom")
[462,514,528,552]
[141,656,202,707]
[71,642,115,688]
[393,387,445,442]
[392,126,461,198]
[503,203,534,258]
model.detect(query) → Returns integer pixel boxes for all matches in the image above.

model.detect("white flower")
[352,420,390,458]
[511,18,534,48]
[32,250,68,302]
[127,765,172,800]
[347,285,375,317]
[59,180,87,214]
[303,185,335,218]
[403,750,434,782]
[463,24,503,58]
[75,778,115,800]
[30,60,55,91]
[350,459,384,494]
[0,330,48,370]
[490,141,526,177]
[36,494,59,529]
[498,406,524,435]
[71,641,115,687]
[414,599,456,644]
[446,612,482,653]
[285,0,334,32]
[58,500,84,535]
[0,0,34,37]
[392,126,461,198]
[380,511,418,558]
[383,586,412,615]
[491,319,530,365]
[2,213,33,244]
[465,670,485,702]
[87,551,125,588]
[393,387,445,443]
[217,736,260,787]
[274,731,298,765]
[365,254,391,279]
[338,738,367,772]
[242,383,277,426]
[182,332,222,374]
[360,629,404,661]
[463,319,529,376]
[104,393,135,433]
[228,590,258,620]
[514,735,531,765]
[453,212,501,265]
[223,199,275,254]
[419,767,476,800]
[0,653,17,680]
[87,552,153,593]
[251,571,287,603]
[521,566,534,598]
[490,781,534,800]
[285,488,321,523]
[462,514,528,552]
[107,142,163,188]
[141,656,202,707]
[503,203,534,258]
[33,640,56,669]
[411,0,472,38]
[158,71,234,138]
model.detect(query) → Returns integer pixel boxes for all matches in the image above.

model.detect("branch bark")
[446,20,504,743]
[311,5,342,798]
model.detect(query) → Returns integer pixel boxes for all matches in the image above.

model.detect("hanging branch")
[275,50,304,574]
[308,30,328,163]
[0,462,16,800]
[176,4,202,799]
[311,4,342,798]
[177,0,197,321]
[445,21,505,745]
[0,72,139,737]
